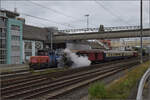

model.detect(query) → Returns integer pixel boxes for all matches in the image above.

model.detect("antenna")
[14,1,17,13]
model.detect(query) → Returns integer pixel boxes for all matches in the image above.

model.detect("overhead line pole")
[149,0,150,60]
[140,0,143,63]
[149,0,150,28]
[0,0,1,10]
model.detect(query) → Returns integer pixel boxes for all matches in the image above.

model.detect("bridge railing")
[59,26,140,33]
[136,67,150,100]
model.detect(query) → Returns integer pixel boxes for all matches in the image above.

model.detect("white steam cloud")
[64,49,91,67]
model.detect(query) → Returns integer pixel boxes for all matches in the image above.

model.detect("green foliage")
[88,82,107,99]
[89,61,150,99]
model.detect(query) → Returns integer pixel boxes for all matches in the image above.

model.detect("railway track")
[1,58,138,86]
[0,57,140,78]
[1,58,148,100]
[0,57,141,79]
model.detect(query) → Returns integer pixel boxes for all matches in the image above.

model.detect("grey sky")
[1,0,150,29]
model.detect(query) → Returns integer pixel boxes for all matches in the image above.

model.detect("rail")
[136,67,150,100]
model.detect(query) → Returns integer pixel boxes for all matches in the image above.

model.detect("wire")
[101,1,132,23]
[25,18,47,27]
[1,3,76,28]
[28,0,84,22]
[95,0,131,26]
[21,12,76,28]
[27,0,97,27]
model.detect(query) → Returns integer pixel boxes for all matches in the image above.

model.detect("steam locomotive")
[29,49,138,69]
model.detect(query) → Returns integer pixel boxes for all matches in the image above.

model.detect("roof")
[0,9,19,18]
[23,24,49,41]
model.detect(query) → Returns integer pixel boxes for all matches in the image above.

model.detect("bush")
[88,82,107,99]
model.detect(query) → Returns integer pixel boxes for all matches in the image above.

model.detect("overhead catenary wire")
[27,0,97,27]
[101,1,133,24]
[95,0,131,26]
[28,0,79,20]
[21,12,76,28]
[1,3,76,28]
[25,19,47,27]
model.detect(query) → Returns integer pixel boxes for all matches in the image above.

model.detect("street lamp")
[85,14,89,29]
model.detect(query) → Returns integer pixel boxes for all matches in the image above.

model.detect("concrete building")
[0,10,47,64]
[0,10,7,64]
[22,25,46,62]
[0,10,23,64]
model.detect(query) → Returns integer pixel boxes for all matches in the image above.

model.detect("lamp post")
[85,14,89,29]
[140,0,143,63]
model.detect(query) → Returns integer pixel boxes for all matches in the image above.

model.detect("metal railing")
[59,26,140,33]
[136,67,150,100]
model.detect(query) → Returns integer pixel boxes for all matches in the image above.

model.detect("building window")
[0,29,6,37]
[11,25,20,31]
[12,46,20,51]
[25,52,32,56]
[11,35,20,41]
[25,42,32,50]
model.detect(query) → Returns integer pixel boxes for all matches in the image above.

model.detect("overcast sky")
[1,0,150,30]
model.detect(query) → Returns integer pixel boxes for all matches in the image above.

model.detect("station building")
[22,24,47,62]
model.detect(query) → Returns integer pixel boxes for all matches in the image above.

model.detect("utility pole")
[85,14,89,29]
[47,28,53,51]
[50,31,53,51]
[149,0,150,61]
[149,0,150,28]
[140,0,143,63]
[0,0,1,10]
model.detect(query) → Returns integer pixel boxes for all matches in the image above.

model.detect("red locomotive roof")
[30,56,50,64]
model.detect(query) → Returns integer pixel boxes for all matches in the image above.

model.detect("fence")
[136,67,150,100]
